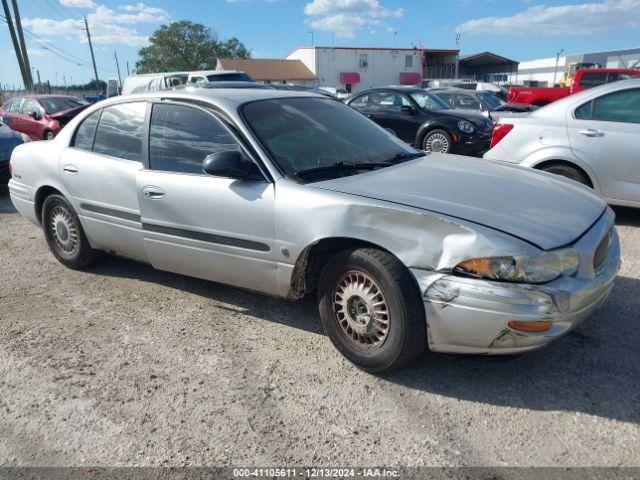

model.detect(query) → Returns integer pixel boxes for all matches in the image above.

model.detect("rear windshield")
[207,73,253,82]
[39,97,85,114]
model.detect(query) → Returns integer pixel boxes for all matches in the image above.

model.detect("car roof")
[356,86,425,95]
[108,88,325,109]
[430,88,479,94]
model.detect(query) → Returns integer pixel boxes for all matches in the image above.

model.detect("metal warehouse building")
[512,47,640,87]
[287,46,424,93]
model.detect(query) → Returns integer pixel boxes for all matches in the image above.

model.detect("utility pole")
[553,48,564,86]
[126,61,130,76]
[454,33,461,79]
[84,16,100,94]
[1,0,29,89]
[113,50,122,85]
[11,0,33,89]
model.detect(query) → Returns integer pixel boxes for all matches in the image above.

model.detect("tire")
[44,131,55,141]
[42,194,98,269]
[541,163,590,186]
[422,129,452,154]
[318,248,426,373]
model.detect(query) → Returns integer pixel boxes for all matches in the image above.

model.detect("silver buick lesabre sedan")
[8,89,620,372]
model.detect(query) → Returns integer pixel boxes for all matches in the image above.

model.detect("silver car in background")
[484,79,640,207]
[8,89,620,372]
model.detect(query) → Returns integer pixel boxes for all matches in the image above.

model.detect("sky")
[1,0,640,88]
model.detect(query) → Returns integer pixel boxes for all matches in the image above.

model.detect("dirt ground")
[0,187,639,467]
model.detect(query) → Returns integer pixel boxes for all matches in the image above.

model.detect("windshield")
[242,98,421,181]
[409,91,450,110]
[39,97,84,114]
[477,92,504,109]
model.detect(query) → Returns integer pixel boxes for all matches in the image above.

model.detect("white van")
[187,70,253,84]
[121,72,189,95]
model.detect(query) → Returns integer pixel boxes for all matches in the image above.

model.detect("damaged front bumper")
[411,211,620,354]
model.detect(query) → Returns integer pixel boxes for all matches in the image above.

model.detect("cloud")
[304,0,402,38]
[457,0,640,36]
[59,0,97,7]
[23,2,169,46]
[27,48,47,57]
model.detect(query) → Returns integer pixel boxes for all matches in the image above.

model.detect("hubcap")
[425,133,449,153]
[333,270,390,348]
[50,205,78,254]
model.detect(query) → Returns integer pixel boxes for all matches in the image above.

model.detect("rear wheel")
[318,248,426,373]
[42,194,98,269]
[44,131,55,141]
[422,129,452,154]
[540,163,590,186]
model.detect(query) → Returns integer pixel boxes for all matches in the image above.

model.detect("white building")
[286,46,424,94]
[511,47,640,87]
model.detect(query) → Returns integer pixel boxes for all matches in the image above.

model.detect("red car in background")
[0,95,89,141]
[508,68,640,106]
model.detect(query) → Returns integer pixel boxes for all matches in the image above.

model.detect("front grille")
[593,228,613,273]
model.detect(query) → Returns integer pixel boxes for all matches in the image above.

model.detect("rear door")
[568,87,640,202]
[136,101,278,294]
[3,99,24,134]
[59,102,148,261]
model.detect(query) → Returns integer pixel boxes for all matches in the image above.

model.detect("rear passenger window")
[72,110,100,150]
[149,103,240,174]
[579,72,607,89]
[93,102,146,161]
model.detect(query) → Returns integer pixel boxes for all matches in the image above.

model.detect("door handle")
[579,129,604,137]
[63,164,78,174]
[141,186,165,199]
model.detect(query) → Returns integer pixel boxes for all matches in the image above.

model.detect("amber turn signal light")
[507,320,552,332]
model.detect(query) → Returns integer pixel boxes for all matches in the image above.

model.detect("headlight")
[457,120,475,134]
[454,248,580,284]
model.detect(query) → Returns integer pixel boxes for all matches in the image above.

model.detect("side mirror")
[202,151,252,179]
[400,105,415,114]
[29,110,41,120]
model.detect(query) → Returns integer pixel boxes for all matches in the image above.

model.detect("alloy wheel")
[49,205,79,255]
[424,133,450,153]
[332,270,390,349]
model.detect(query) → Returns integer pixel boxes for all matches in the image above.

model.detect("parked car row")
[7,87,620,372]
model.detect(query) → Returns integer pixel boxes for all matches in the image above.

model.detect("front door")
[59,101,148,261]
[567,87,640,203]
[136,101,278,294]
[368,92,420,144]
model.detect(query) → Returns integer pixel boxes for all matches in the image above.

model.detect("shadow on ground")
[613,206,640,227]
[88,253,640,425]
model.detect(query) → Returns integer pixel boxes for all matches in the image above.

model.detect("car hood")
[312,155,606,250]
[49,104,89,119]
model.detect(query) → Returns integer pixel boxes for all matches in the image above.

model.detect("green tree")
[135,21,251,74]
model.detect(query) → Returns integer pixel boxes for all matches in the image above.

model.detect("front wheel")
[422,129,452,154]
[318,248,426,373]
[45,131,56,141]
[42,194,98,269]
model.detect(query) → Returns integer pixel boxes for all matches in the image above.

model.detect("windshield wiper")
[385,151,424,163]
[295,161,392,178]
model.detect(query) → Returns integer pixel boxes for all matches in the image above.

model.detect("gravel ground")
[0,187,638,467]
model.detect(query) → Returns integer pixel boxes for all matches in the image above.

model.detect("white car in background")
[484,79,640,208]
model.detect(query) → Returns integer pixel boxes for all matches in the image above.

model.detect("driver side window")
[149,103,241,174]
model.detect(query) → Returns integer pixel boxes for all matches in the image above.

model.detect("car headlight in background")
[454,248,580,284]
[457,120,475,134]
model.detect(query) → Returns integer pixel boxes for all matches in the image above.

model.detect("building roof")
[459,52,519,67]
[217,59,316,82]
